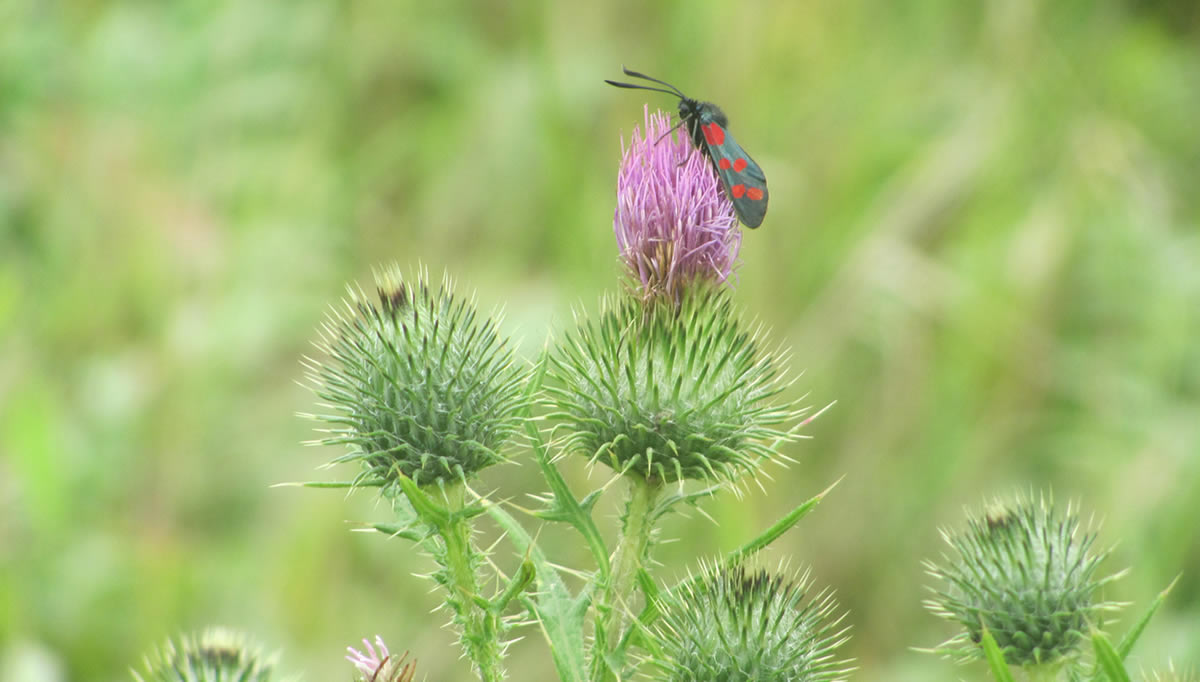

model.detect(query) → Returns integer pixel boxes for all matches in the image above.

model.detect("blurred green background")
[3,1,1198,680]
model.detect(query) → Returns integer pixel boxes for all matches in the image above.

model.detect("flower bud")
[304,267,529,489]
[547,289,800,485]
[924,495,1123,666]
[646,562,852,681]
[134,628,274,682]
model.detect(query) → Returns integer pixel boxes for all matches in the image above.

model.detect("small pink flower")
[346,635,389,678]
[614,106,741,301]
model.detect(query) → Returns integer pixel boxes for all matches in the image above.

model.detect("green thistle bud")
[646,562,852,682]
[303,267,529,489]
[546,288,800,484]
[133,628,274,682]
[924,495,1124,667]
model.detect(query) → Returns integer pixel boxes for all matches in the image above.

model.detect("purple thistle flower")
[346,635,389,678]
[614,106,741,301]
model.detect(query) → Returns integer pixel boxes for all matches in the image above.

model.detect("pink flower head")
[614,106,741,301]
[346,635,389,678]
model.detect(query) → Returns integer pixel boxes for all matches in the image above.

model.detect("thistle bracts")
[546,287,799,485]
[645,562,852,682]
[134,628,275,682]
[303,266,529,490]
[1145,662,1200,682]
[924,494,1125,667]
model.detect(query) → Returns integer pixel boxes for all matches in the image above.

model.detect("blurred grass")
[2,0,1198,680]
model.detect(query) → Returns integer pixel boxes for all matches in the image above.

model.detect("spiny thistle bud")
[924,494,1124,667]
[346,636,416,682]
[133,628,274,682]
[614,107,741,303]
[303,267,529,489]
[1145,661,1199,682]
[546,288,801,484]
[646,562,852,682]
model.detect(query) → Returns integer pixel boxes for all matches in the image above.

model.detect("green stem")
[591,475,662,682]
[439,484,503,682]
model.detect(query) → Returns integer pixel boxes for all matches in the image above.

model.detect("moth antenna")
[604,80,682,99]
[620,66,688,98]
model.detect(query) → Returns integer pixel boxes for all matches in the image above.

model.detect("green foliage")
[1092,630,1132,682]
[387,479,508,682]
[977,628,1016,682]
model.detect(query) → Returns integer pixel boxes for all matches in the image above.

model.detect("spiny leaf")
[1092,629,1131,682]
[1117,574,1179,660]
[726,477,841,564]
[979,627,1016,682]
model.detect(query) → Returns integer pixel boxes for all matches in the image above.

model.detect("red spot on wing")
[718,158,731,170]
[733,158,748,173]
[746,187,764,201]
[703,122,725,146]
[731,184,746,198]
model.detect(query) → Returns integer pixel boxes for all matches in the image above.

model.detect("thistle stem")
[438,484,503,682]
[592,475,662,682]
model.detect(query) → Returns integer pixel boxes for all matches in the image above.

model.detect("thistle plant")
[133,628,275,682]
[300,267,533,682]
[551,109,792,486]
[303,267,529,490]
[645,562,852,682]
[547,289,796,486]
[543,108,818,680]
[129,93,1184,682]
[924,494,1134,678]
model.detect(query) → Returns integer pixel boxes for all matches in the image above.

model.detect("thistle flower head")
[346,636,416,682]
[614,106,740,302]
[645,562,852,682]
[304,266,529,489]
[924,494,1124,667]
[133,628,275,682]
[547,288,802,485]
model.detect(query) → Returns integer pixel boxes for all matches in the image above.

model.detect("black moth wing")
[679,99,728,150]
[693,106,769,229]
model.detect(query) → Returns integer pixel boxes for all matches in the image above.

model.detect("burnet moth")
[606,67,769,229]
